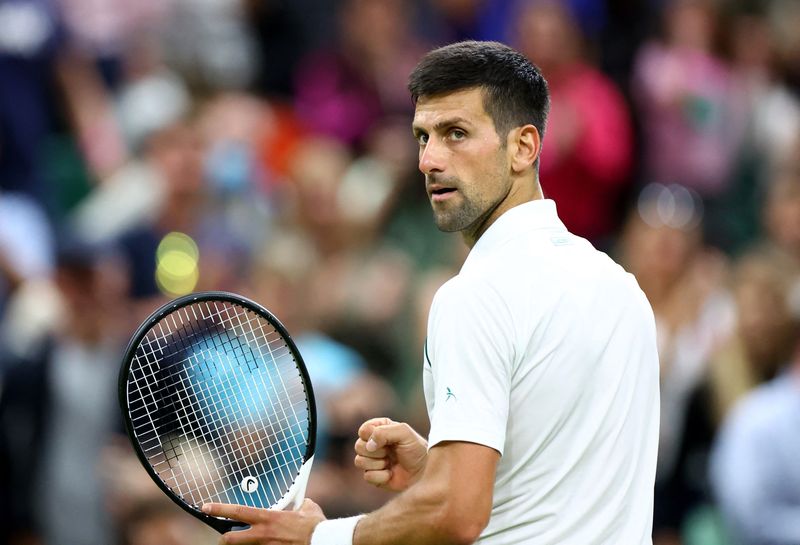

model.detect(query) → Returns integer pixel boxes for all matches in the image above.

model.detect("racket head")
[118,291,316,533]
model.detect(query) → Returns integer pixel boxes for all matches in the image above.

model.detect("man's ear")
[508,125,541,174]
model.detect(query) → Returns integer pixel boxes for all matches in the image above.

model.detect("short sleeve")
[425,276,514,454]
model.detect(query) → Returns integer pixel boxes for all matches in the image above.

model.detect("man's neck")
[462,181,544,248]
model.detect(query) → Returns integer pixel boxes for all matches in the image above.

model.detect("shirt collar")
[462,199,565,271]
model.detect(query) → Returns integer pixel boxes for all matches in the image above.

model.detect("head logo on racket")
[241,476,259,494]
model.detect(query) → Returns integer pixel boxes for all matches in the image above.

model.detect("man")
[204,40,660,545]
[0,237,129,545]
[710,348,800,544]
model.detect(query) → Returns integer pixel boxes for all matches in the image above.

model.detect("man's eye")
[450,129,466,140]
[417,133,429,145]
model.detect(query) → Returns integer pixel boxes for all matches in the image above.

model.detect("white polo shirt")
[423,199,659,545]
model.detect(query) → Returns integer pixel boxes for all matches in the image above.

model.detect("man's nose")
[418,140,445,175]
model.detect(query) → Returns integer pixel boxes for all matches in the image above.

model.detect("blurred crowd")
[0,0,799,544]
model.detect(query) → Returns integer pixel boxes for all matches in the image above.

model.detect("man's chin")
[433,214,468,233]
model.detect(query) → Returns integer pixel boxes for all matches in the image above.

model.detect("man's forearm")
[352,480,478,545]
[321,439,496,545]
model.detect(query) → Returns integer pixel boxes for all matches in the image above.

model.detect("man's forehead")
[412,87,489,126]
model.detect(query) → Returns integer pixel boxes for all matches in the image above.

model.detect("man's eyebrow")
[413,116,473,135]
[433,117,472,131]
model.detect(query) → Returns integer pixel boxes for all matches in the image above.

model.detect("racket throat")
[282,455,315,511]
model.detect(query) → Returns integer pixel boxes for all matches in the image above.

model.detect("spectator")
[632,0,744,212]
[756,145,800,276]
[767,0,800,95]
[282,135,354,257]
[243,0,323,98]
[615,183,735,543]
[710,345,800,545]
[515,0,634,245]
[0,190,54,328]
[707,252,799,422]
[293,0,423,148]
[423,0,609,45]
[279,134,415,380]
[711,8,800,253]
[653,250,799,542]
[729,9,800,182]
[161,0,258,92]
[0,0,65,207]
[0,237,131,545]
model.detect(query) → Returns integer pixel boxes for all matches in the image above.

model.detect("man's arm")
[352,440,499,545]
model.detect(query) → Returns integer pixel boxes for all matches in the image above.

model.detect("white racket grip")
[277,455,314,511]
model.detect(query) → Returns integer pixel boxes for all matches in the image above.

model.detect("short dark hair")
[408,41,550,141]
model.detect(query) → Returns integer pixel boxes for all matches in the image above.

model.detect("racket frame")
[118,291,317,534]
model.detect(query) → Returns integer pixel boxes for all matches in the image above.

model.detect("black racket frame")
[118,291,317,533]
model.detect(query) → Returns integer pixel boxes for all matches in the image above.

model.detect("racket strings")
[126,300,311,509]
[133,306,253,505]
[156,428,308,505]
[130,379,306,439]
[133,352,306,506]
[174,304,302,505]
[128,335,303,429]
[136,304,302,506]
[202,301,307,502]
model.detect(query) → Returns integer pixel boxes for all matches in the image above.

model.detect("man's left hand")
[202,499,326,545]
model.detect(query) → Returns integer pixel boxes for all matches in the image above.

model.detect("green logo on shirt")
[445,387,457,402]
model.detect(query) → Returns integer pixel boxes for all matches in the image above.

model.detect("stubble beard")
[428,163,507,235]
[432,195,487,233]
[426,174,482,233]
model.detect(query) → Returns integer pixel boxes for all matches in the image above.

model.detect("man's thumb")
[358,417,394,442]
[367,423,412,451]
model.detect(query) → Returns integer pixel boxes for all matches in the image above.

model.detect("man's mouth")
[429,185,458,202]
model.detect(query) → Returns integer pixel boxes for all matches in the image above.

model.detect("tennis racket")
[118,291,316,533]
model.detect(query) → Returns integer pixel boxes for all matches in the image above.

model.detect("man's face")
[412,87,512,239]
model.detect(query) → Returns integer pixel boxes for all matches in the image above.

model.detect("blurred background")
[0,0,799,544]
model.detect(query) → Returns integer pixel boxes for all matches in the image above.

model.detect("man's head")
[408,41,550,246]
[409,41,550,146]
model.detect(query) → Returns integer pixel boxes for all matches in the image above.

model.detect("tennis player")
[203,40,660,545]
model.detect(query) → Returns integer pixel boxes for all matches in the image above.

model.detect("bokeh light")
[156,231,200,296]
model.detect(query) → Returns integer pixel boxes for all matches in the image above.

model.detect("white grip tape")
[310,515,366,545]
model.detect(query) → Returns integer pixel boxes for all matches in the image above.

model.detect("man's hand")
[202,499,325,544]
[354,417,428,492]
